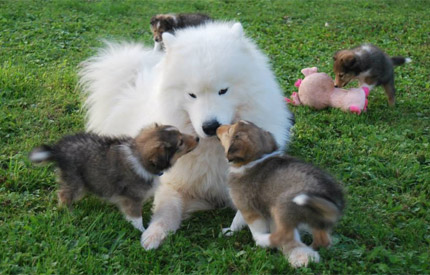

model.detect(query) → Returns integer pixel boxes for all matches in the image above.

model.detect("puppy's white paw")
[140,223,167,250]
[126,216,145,233]
[136,225,146,233]
[254,234,271,248]
[288,246,320,268]
[222,227,234,236]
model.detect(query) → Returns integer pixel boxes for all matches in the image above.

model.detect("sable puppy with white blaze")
[150,13,212,50]
[29,124,199,232]
[217,121,345,268]
[333,43,411,106]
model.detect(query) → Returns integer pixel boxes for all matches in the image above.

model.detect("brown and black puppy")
[333,44,411,106]
[150,13,212,50]
[29,124,199,232]
[217,121,344,268]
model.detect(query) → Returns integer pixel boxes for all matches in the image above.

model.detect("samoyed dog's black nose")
[202,120,220,136]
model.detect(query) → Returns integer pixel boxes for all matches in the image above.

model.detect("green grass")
[1,0,429,273]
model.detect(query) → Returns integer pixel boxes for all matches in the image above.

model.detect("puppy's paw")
[140,223,167,250]
[222,227,234,236]
[126,216,145,233]
[136,225,146,233]
[254,234,271,248]
[288,246,320,268]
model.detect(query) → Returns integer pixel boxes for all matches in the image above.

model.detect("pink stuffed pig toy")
[286,67,369,114]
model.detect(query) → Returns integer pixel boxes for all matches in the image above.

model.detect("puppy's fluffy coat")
[29,124,199,232]
[333,43,410,106]
[150,13,211,50]
[217,121,345,268]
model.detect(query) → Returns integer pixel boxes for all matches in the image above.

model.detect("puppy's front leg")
[153,42,162,52]
[241,211,271,248]
[222,210,247,236]
[116,197,145,232]
[141,184,183,250]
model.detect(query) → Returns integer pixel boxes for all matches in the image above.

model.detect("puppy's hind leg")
[271,205,320,268]
[57,179,86,209]
[141,184,184,250]
[383,79,396,107]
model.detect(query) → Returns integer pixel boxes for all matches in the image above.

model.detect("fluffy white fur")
[79,22,293,250]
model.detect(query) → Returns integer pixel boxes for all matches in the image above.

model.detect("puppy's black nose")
[334,85,339,88]
[196,137,200,142]
[202,120,220,136]
[155,37,161,42]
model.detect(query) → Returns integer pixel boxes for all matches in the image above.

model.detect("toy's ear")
[294,79,302,87]
[301,67,318,77]
[162,32,176,49]
[231,22,244,38]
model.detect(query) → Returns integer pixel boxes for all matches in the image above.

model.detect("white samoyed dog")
[79,22,293,250]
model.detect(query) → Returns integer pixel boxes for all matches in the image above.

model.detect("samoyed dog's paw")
[288,246,320,268]
[140,223,167,250]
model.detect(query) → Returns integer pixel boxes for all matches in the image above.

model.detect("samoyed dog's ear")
[231,23,244,38]
[162,32,176,49]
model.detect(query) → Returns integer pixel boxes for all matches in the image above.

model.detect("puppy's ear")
[150,16,158,26]
[162,32,176,49]
[262,131,278,153]
[149,143,173,171]
[231,22,243,38]
[227,142,243,163]
[342,55,357,69]
[165,16,176,28]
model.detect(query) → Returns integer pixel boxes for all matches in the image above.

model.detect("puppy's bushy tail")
[29,145,55,163]
[391,56,412,66]
[293,194,341,224]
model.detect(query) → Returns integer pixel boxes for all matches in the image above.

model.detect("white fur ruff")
[119,145,156,181]
[229,151,283,175]
[79,21,293,249]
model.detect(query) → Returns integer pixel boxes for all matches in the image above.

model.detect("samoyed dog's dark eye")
[218,88,228,95]
[188,93,197,99]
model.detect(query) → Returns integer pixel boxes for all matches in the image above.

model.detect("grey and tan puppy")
[217,121,344,268]
[29,124,199,232]
[150,13,212,50]
[333,43,411,106]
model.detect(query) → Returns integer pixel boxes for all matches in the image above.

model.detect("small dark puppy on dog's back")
[29,124,199,232]
[150,13,212,50]
[333,43,411,106]
[217,121,344,268]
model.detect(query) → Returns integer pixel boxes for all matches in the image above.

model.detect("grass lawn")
[1,0,429,273]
